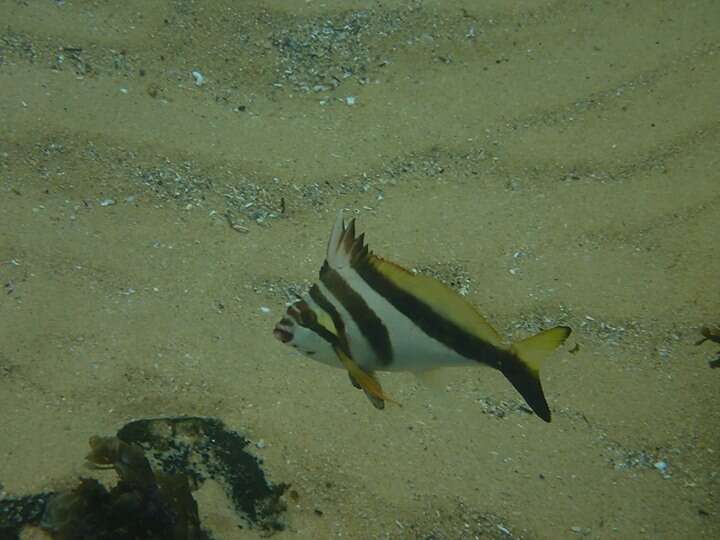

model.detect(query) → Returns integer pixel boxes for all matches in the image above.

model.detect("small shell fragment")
[191,70,205,86]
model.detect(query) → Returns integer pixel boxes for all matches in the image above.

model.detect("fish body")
[273,212,571,421]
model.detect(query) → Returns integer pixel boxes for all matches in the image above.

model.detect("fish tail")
[502,326,572,422]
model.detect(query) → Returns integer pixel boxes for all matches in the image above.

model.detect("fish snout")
[273,319,294,344]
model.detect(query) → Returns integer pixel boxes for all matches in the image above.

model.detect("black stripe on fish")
[309,283,350,356]
[319,261,394,366]
[353,261,501,368]
[288,299,339,348]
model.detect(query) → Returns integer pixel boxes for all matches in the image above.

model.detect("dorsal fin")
[326,210,349,269]
[326,211,343,266]
[326,210,371,270]
[362,255,504,346]
[325,210,503,346]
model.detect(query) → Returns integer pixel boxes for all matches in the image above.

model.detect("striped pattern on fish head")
[272,293,342,366]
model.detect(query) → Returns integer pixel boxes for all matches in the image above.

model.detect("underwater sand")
[1,1,719,538]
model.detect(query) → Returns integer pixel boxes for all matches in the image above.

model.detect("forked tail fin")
[502,326,572,422]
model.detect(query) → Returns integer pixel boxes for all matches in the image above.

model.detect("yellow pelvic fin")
[510,326,572,373]
[334,347,399,407]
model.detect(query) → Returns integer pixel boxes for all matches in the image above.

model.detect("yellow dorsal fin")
[367,255,504,346]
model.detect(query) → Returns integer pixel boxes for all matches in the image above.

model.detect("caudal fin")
[501,326,571,422]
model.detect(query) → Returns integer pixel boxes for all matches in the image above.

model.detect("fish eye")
[299,309,317,326]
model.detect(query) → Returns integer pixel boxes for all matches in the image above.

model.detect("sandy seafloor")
[1,1,719,538]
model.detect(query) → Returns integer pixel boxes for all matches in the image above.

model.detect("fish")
[273,211,571,421]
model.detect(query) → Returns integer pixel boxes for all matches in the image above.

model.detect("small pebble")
[99,198,116,207]
[255,439,266,449]
[654,460,671,478]
[345,96,357,105]
[191,70,205,86]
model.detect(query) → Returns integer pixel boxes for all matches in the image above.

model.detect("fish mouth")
[273,326,293,343]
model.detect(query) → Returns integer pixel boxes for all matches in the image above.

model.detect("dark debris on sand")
[695,326,720,368]
[0,416,287,540]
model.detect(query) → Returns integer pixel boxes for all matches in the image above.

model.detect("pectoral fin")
[335,346,399,408]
